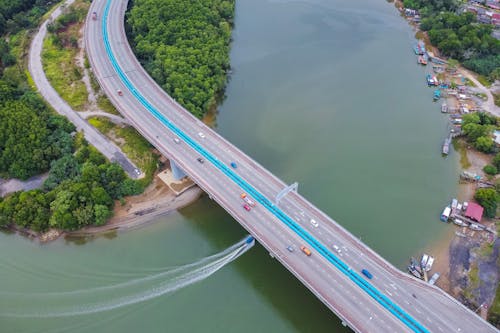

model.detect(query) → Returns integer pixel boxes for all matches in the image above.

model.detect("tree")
[474,136,494,154]
[94,204,111,226]
[483,165,497,176]
[474,188,498,218]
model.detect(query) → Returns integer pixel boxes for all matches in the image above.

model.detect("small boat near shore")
[453,218,469,227]
[441,102,448,113]
[418,55,428,65]
[429,272,440,285]
[421,254,435,272]
[442,136,451,155]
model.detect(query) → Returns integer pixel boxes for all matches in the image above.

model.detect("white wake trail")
[0,237,254,318]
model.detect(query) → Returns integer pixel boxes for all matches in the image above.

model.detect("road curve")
[28,0,140,179]
[84,1,498,332]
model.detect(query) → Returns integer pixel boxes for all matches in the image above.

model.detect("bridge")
[84,1,497,332]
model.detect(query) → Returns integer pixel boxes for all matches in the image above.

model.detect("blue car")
[361,269,373,279]
[230,162,237,168]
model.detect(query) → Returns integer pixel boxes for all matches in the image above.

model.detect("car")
[310,218,319,227]
[243,204,251,211]
[230,162,237,168]
[91,11,97,20]
[134,168,141,175]
[286,245,294,252]
[173,138,180,144]
[197,157,204,163]
[300,246,311,256]
[332,244,341,253]
[361,269,373,279]
[240,193,247,199]
[244,197,256,207]
[198,132,205,138]
[117,89,123,96]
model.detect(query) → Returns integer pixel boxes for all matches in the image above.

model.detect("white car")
[198,132,206,138]
[310,218,318,227]
[134,168,141,175]
[173,138,180,144]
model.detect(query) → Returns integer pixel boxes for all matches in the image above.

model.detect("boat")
[469,223,484,231]
[442,136,451,155]
[425,256,435,271]
[420,254,429,268]
[441,103,448,113]
[429,273,440,285]
[433,89,441,100]
[408,266,422,278]
[440,206,451,221]
[455,231,467,238]
[418,55,427,65]
[453,218,469,227]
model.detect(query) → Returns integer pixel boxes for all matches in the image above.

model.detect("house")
[492,13,500,26]
[464,202,484,222]
[486,0,500,10]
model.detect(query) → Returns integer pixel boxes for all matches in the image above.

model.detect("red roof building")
[465,202,484,222]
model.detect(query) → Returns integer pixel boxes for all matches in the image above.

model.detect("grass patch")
[453,138,471,169]
[464,78,476,87]
[42,34,88,110]
[469,263,480,289]
[489,284,500,327]
[88,116,158,187]
[478,242,494,257]
[477,75,491,88]
[494,93,500,108]
[97,94,120,115]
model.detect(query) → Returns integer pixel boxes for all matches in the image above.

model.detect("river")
[0,0,458,332]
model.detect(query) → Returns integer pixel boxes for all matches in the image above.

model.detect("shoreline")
[392,0,499,321]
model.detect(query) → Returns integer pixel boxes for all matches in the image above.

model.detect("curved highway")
[84,1,497,332]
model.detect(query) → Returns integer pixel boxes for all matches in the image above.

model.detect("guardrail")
[100,1,428,331]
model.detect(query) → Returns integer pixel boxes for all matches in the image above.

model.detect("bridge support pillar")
[170,160,186,180]
[275,182,298,205]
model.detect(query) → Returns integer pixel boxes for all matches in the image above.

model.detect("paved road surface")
[28,1,140,179]
[85,1,498,332]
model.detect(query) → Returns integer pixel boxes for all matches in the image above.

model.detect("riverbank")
[14,174,203,242]
[392,1,500,324]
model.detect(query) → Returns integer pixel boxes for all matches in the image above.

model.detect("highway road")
[84,1,498,332]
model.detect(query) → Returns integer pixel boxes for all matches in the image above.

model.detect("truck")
[361,269,373,279]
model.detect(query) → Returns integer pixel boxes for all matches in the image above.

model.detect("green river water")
[0,0,458,332]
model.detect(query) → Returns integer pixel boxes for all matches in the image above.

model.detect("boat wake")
[0,236,254,318]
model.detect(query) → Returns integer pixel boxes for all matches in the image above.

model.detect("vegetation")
[88,117,158,187]
[489,262,500,327]
[474,188,498,218]
[0,135,143,231]
[461,112,498,154]
[0,0,146,232]
[126,0,235,118]
[483,165,497,176]
[43,1,89,110]
[403,1,500,81]
[0,1,55,78]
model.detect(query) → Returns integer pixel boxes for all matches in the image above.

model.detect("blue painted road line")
[101,1,428,332]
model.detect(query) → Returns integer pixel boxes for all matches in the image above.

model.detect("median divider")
[100,1,428,332]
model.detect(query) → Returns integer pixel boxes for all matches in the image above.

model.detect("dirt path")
[0,173,49,197]
[459,68,500,117]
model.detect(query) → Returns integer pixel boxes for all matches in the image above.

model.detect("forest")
[403,0,500,80]
[0,0,140,232]
[126,0,235,118]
